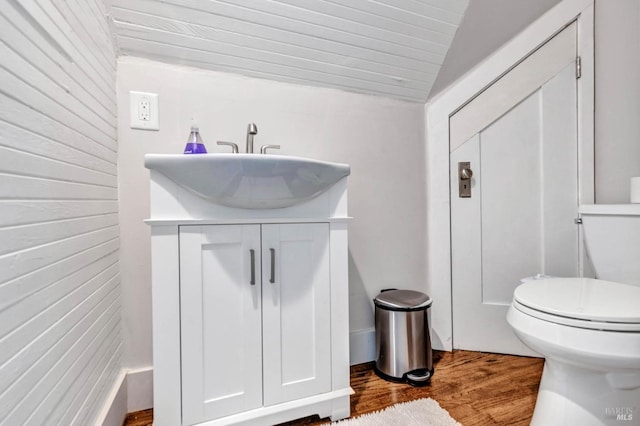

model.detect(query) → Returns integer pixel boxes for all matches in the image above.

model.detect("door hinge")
[574,217,583,225]
[575,56,582,79]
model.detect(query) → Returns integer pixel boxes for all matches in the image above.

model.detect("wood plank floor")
[124,350,544,426]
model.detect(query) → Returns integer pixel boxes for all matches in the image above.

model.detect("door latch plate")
[458,162,472,198]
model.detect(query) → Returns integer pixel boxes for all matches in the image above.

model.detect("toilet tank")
[579,204,640,286]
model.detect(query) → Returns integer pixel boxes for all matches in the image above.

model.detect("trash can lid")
[374,289,432,310]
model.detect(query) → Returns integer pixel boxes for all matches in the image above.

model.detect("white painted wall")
[594,0,640,203]
[117,57,426,371]
[0,0,121,425]
[429,0,562,98]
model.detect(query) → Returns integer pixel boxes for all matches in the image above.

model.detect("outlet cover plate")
[130,91,159,130]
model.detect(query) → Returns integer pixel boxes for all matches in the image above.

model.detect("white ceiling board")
[113,7,438,77]
[112,1,440,74]
[374,0,468,24]
[268,0,454,48]
[328,1,460,34]
[118,35,432,100]
[115,23,432,95]
[110,0,468,102]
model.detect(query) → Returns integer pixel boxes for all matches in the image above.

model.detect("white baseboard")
[349,328,376,365]
[127,367,154,412]
[100,367,153,425]
[99,370,128,426]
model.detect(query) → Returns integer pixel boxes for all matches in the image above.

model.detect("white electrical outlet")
[139,99,150,121]
[130,91,159,130]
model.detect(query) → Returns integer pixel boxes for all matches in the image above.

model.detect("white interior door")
[450,23,580,355]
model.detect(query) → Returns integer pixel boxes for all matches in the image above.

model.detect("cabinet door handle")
[250,249,256,285]
[269,248,275,283]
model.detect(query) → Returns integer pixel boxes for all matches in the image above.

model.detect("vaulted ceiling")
[109,0,469,103]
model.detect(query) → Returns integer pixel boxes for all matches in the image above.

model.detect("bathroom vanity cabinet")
[145,155,351,426]
[180,223,331,424]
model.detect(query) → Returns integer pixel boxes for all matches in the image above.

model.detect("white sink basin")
[144,154,350,209]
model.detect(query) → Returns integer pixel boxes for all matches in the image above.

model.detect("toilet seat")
[513,277,640,332]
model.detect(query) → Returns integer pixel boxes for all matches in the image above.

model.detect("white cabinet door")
[180,225,262,425]
[261,223,331,406]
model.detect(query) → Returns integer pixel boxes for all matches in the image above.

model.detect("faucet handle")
[217,141,239,153]
[260,144,280,154]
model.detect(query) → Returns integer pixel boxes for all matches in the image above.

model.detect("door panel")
[450,21,577,151]
[480,92,543,305]
[540,65,580,276]
[451,62,578,355]
[261,223,331,406]
[180,225,262,425]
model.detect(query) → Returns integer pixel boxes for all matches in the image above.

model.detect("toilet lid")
[514,277,640,325]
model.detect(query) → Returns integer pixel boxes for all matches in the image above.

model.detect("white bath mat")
[333,398,462,426]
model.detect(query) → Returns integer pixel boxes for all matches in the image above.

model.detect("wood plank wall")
[0,0,121,424]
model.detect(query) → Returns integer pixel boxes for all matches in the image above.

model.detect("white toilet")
[507,205,640,426]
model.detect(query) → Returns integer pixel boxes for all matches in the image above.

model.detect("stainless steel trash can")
[374,289,433,386]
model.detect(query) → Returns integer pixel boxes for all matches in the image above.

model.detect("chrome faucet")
[246,123,258,153]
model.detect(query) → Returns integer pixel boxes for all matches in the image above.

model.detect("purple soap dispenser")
[183,121,207,154]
